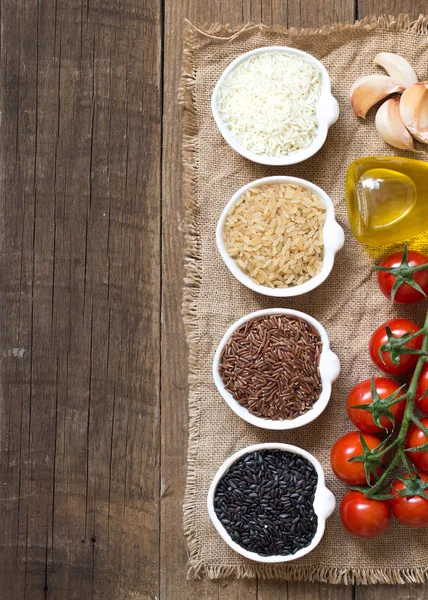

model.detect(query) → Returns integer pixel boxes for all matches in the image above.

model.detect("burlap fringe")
[189,564,428,585]
[180,15,428,584]
[183,14,428,46]
[180,18,205,585]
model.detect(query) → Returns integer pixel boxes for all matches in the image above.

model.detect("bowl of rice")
[217,176,344,297]
[212,308,340,430]
[212,47,339,165]
[207,443,335,562]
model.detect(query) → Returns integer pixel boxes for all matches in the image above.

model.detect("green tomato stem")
[410,329,425,339]
[400,449,416,480]
[407,264,428,274]
[385,390,409,407]
[366,307,428,498]
[376,438,399,457]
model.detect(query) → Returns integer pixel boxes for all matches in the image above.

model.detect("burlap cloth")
[181,15,428,585]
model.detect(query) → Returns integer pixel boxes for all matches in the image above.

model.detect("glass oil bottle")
[346,156,428,246]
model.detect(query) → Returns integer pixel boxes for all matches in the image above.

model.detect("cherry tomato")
[369,318,422,375]
[416,363,428,416]
[377,249,428,304]
[340,490,391,539]
[330,431,384,485]
[406,418,428,475]
[390,472,428,528]
[346,378,406,433]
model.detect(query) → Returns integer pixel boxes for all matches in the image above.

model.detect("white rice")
[218,51,322,157]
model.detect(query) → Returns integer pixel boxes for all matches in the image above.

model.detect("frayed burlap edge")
[182,13,428,52]
[180,18,203,585]
[186,566,428,585]
[180,15,428,585]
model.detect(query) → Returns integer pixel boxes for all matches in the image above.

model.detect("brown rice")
[223,183,326,288]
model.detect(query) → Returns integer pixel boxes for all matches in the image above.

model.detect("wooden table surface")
[2,0,428,598]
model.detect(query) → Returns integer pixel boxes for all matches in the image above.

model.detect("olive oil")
[346,156,428,246]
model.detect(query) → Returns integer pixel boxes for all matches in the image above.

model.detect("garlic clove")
[350,74,405,118]
[373,52,418,88]
[399,82,428,144]
[375,96,415,152]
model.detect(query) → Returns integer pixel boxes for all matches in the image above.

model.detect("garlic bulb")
[350,75,405,118]
[375,96,415,151]
[373,53,418,88]
[399,82,428,144]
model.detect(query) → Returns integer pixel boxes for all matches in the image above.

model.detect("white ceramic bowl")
[213,308,340,430]
[211,46,339,166]
[217,176,344,298]
[207,443,335,563]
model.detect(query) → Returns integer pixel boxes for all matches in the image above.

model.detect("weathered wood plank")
[0,0,162,598]
[219,580,258,599]
[5,0,428,597]
[358,0,428,18]
[286,0,355,27]
[356,585,428,600]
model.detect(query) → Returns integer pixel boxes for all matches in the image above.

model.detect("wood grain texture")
[358,1,428,18]
[1,0,161,598]
[3,0,428,597]
[355,584,428,600]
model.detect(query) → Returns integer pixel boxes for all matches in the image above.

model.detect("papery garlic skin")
[375,96,415,151]
[350,75,405,118]
[373,53,418,88]
[400,82,428,144]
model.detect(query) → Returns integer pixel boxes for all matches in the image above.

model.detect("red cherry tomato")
[390,472,428,528]
[416,363,428,416]
[406,418,428,475]
[369,318,422,375]
[330,431,384,485]
[340,490,391,539]
[377,249,428,304]
[346,378,406,433]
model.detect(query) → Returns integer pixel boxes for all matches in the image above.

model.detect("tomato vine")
[350,260,428,502]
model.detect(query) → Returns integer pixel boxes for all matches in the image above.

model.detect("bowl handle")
[315,487,336,519]
[320,350,340,382]
[324,220,345,253]
[325,96,340,126]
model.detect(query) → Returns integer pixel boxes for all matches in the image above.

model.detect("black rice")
[214,450,318,556]
[219,315,322,420]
